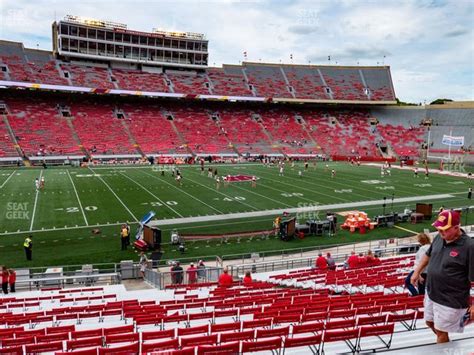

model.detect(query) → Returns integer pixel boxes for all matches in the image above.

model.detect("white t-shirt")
[415,244,430,272]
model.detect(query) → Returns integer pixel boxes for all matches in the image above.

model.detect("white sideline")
[148,193,455,227]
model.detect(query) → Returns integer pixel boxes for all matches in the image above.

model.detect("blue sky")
[0,0,472,103]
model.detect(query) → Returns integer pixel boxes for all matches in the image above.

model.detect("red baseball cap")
[432,210,461,231]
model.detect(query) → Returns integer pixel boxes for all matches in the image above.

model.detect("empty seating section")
[283,66,329,99]
[320,68,367,100]
[269,255,415,293]
[1,249,472,355]
[245,65,290,97]
[377,124,425,157]
[6,98,81,156]
[170,107,232,154]
[0,55,31,82]
[166,73,210,95]
[217,109,273,155]
[302,109,381,157]
[0,119,17,157]
[62,64,114,89]
[361,68,396,101]
[111,69,169,92]
[207,67,252,96]
[71,102,135,155]
[24,49,69,85]
[257,109,316,154]
[123,104,186,154]
[0,43,397,101]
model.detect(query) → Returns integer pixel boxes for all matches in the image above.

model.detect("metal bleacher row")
[1,254,473,354]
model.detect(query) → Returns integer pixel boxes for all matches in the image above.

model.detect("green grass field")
[0,162,472,268]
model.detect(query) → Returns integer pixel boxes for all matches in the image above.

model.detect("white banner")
[442,135,464,147]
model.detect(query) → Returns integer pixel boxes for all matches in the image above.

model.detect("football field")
[0,162,472,268]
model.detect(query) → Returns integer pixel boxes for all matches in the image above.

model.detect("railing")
[16,272,121,291]
[144,266,222,290]
[221,238,409,266]
[228,244,420,279]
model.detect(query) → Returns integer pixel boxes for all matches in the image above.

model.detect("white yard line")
[88,167,139,222]
[29,170,43,231]
[67,169,89,226]
[138,170,224,215]
[0,170,17,189]
[1,193,466,236]
[118,170,184,218]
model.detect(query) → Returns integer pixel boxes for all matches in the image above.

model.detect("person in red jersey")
[243,271,252,285]
[218,267,233,287]
[186,263,197,284]
[346,251,359,269]
[315,253,327,270]
[8,269,16,293]
[366,250,375,266]
[358,252,367,268]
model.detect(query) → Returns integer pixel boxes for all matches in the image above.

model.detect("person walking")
[120,225,128,251]
[197,260,206,281]
[138,252,149,278]
[8,269,16,293]
[411,210,474,343]
[186,263,197,284]
[24,235,33,261]
[405,233,431,296]
[1,267,9,294]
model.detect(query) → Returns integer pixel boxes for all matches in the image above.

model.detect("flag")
[442,135,464,147]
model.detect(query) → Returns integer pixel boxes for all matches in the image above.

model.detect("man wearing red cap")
[411,210,473,343]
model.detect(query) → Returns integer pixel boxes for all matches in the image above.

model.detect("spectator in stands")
[8,269,16,293]
[366,250,375,266]
[187,263,197,284]
[1,267,8,294]
[326,252,336,270]
[373,255,382,266]
[197,260,206,281]
[357,252,367,268]
[411,210,474,343]
[218,267,233,287]
[405,233,431,296]
[171,262,184,285]
[243,271,252,285]
[345,251,359,269]
[23,235,33,261]
[139,252,149,279]
[315,253,327,270]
